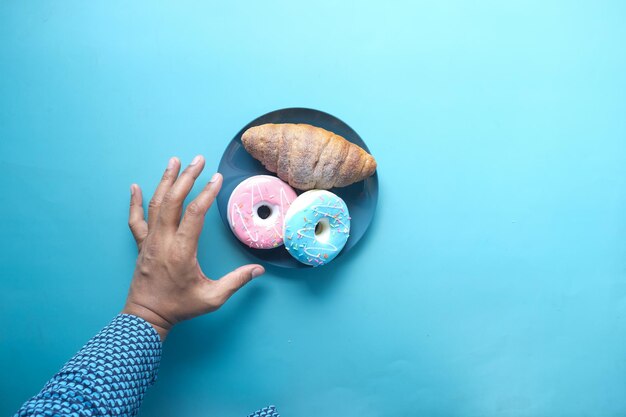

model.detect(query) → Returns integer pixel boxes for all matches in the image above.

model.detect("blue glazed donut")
[283,190,350,266]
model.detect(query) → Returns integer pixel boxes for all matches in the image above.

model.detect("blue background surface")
[1,1,625,416]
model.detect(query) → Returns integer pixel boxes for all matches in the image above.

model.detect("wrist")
[121,301,173,341]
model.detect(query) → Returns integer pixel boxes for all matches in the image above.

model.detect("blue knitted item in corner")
[248,405,280,417]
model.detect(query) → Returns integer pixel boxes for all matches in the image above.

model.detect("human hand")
[122,155,265,340]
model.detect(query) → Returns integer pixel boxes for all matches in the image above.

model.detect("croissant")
[241,123,377,190]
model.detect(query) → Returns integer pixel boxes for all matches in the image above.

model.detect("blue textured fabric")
[15,314,162,417]
[248,405,280,417]
[15,314,278,417]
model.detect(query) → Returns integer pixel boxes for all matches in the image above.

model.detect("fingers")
[128,184,148,246]
[158,155,205,229]
[148,157,181,230]
[212,264,265,305]
[177,173,222,245]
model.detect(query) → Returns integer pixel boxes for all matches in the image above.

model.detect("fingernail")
[251,267,264,278]
[167,157,177,171]
[190,155,202,166]
[209,173,220,183]
[130,184,135,195]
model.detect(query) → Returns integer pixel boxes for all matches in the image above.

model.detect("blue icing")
[283,190,350,267]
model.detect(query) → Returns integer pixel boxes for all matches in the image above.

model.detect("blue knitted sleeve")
[15,314,280,417]
[15,314,162,417]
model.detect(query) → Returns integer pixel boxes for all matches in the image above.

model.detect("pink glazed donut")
[227,175,298,249]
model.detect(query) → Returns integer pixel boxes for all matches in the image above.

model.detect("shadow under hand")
[161,284,266,369]
[138,286,267,416]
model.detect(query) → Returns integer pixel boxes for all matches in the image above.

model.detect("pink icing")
[227,175,297,249]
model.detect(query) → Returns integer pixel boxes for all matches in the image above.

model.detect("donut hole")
[252,202,278,225]
[314,218,331,243]
[256,205,272,220]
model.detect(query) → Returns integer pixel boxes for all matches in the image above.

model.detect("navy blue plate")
[216,108,378,268]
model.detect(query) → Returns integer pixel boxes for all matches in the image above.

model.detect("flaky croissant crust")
[242,123,377,190]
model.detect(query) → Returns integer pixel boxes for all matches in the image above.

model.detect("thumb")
[215,264,265,303]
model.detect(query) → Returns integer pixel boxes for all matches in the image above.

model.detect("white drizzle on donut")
[233,203,259,243]
[250,181,264,211]
[285,194,351,266]
[230,177,297,248]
